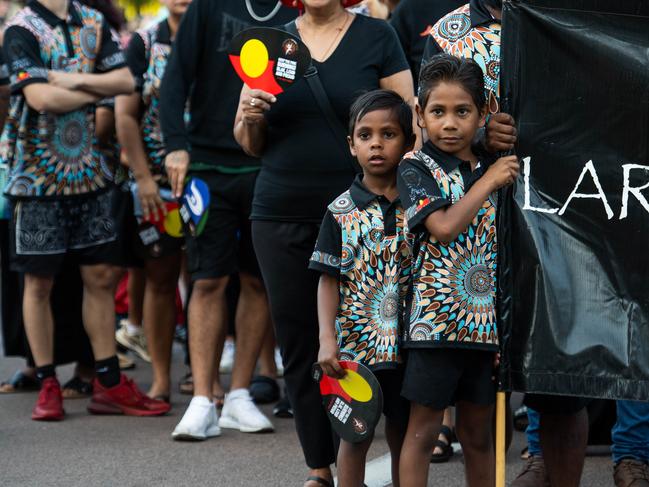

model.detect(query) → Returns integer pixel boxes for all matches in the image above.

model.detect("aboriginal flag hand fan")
[229,27,311,95]
[313,361,383,443]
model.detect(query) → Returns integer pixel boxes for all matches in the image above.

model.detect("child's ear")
[478,105,488,128]
[415,103,426,130]
[347,135,357,157]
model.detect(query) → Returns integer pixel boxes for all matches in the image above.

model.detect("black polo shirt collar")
[469,0,498,28]
[421,140,467,173]
[157,19,172,45]
[350,175,402,235]
[349,175,378,210]
[28,0,83,27]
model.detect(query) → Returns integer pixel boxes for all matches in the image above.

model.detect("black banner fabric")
[499,0,649,400]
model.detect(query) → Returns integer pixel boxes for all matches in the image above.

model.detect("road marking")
[334,443,462,486]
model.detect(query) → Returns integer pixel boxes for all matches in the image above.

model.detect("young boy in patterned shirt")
[310,90,415,487]
[396,54,519,486]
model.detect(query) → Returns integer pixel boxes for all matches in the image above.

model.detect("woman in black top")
[234,1,413,485]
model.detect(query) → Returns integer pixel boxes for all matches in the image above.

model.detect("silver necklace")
[245,0,282,22]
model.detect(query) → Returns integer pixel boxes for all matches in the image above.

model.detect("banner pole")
[496,391,506,487]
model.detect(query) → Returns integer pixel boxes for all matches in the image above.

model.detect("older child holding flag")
[397,54,519,487]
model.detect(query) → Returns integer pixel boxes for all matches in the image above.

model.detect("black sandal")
[179,372,193,395]
[305,476,333,487]
[61,377,93,399]
[430,425,455,463]
[0,370,40,394]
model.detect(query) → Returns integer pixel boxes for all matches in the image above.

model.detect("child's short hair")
[418,54,486,111]
[348,89,414,141]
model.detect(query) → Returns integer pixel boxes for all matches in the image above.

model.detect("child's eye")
[384,131,396,139]
[358,132,370,140]
[431,109,443,116]
[457,108,470,116]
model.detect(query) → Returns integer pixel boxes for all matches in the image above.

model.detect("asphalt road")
[0,344,615,486]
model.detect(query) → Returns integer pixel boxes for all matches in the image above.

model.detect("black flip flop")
[0,370,40,394]
[430,425,455,463]
[179,372,193,395]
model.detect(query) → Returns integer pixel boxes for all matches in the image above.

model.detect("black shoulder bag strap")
[284,21,361,175]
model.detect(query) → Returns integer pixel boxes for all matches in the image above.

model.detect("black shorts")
[401,348,497,410]
[10,190,118,276]
[375,368,410,426]
[524,393,592,415]
[185,170,260,281]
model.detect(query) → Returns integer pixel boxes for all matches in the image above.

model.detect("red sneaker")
[87,374,171,416]
[32,377,65,421]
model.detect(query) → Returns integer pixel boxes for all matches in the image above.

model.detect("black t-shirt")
[159,0,297,169]
[389,0,465,82]
[252,14,409,223]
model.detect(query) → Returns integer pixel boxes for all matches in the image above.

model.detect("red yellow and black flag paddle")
[229,27,311,95]
[313,361,383,444]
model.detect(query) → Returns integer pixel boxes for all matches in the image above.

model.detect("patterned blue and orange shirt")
[397,141,498,351]
[422,1,501,112]
[0,0,126,199]
[309,176,412,370]
[126,19,173,187]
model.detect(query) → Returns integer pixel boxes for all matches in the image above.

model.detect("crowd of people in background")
[0,0,648,486]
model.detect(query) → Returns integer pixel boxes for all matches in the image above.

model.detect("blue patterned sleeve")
[397,157,450,233]
[309,210,342,278]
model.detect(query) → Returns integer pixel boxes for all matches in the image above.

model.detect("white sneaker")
[274,347,284,377]
[218,389,274,433]
[219,339,235,373]
[171,396,221,441]
[115,320,151,363]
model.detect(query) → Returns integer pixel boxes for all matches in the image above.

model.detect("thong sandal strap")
[306,476,334,487]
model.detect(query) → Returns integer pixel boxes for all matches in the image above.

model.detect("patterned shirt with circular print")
[0,0,126,199]
[309,176,412,370]
[397,141,498,351]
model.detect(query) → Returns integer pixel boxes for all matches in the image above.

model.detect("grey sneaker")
[614,459,649,487]
[115,321,151,363]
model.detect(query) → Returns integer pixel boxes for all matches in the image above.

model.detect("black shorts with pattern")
[9,189,118,276]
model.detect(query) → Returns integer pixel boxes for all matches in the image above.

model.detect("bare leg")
[127,267,144,326]
[399,402,445,487]
[336,436,373,487]
[143,252,181,397]
[80,264,121,361]
[540,409,588,487]
[212,326,226,399]
[230,272,269,390]
[22,274,55,366]
[456,401,496,487]
[385,417,408,487]
[188,276,229,398]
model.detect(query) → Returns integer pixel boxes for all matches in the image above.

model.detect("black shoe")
[273,390,293,418]
[249,375,280,404]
